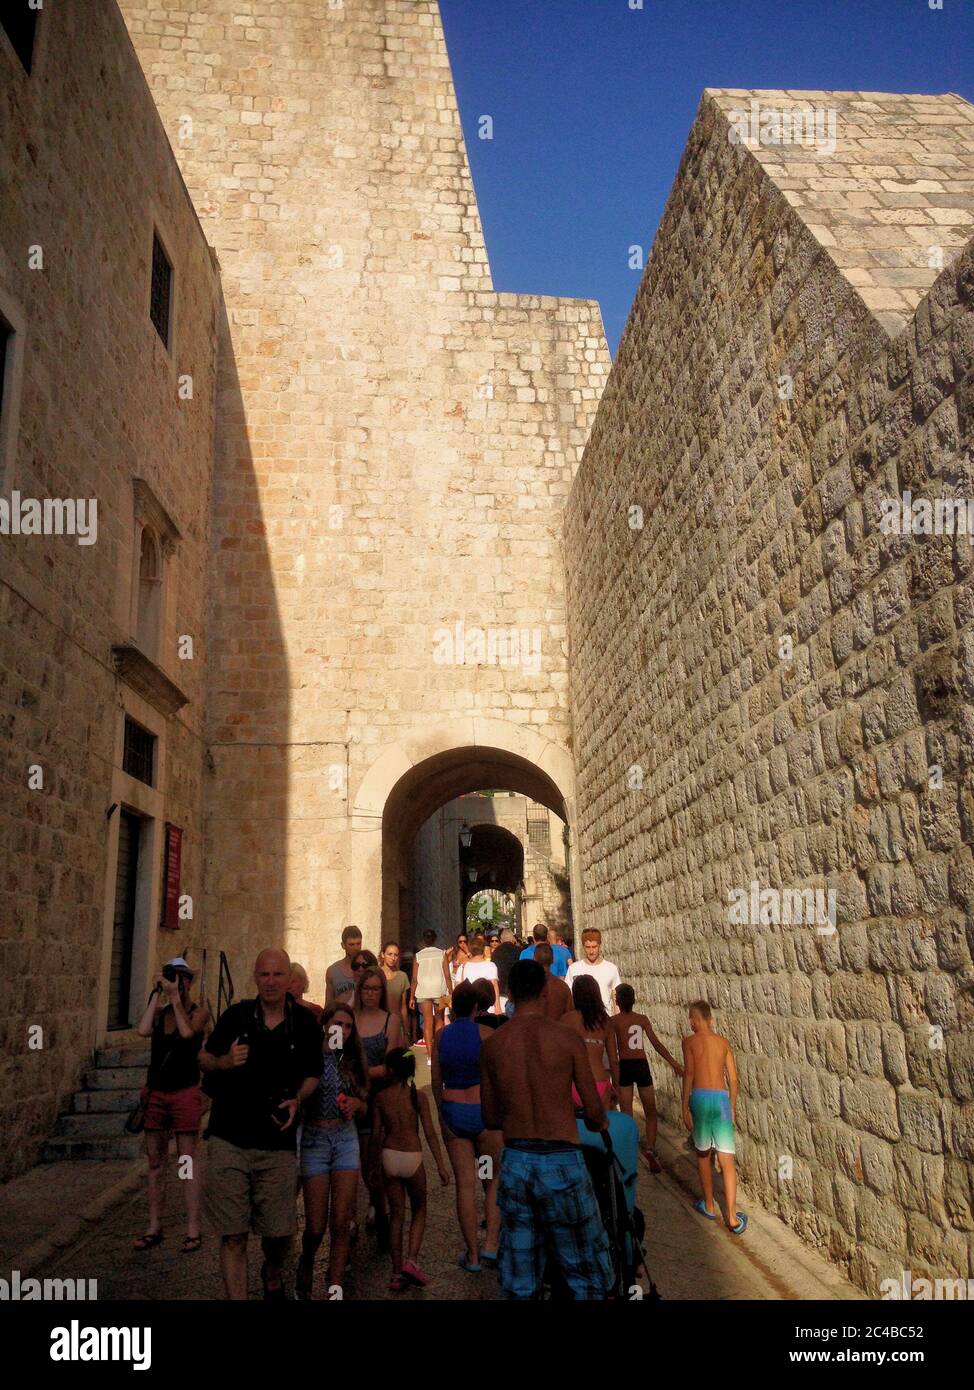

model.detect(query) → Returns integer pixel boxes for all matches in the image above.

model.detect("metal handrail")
[217,950,234,1020]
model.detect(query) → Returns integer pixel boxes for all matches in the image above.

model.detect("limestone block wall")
[566,90,974,1293]
[119,0,609,994]
[0,1,220,1176]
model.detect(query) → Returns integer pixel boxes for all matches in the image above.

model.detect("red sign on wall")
[161,824,183,931]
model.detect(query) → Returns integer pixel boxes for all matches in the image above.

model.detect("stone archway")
[349,720,576,946]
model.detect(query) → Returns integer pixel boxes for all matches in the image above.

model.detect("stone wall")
[566,89,974,1293]
[0,0,220,1177]
[119,0,609,995]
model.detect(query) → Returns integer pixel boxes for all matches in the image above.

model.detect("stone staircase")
[41,1043,150,1161]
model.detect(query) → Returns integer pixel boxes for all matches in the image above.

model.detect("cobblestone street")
[29,1075,860,1303]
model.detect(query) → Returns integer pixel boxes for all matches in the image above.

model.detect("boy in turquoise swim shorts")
[681,1000,747,1235]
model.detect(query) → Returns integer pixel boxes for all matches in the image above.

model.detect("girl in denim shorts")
[295,1003,369,1299]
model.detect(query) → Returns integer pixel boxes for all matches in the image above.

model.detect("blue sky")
[439,0,974,355]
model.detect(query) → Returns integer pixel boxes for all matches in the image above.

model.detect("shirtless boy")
[681,1000,746,1234]
[608,983,683,1171]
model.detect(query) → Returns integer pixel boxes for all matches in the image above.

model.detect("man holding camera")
[199,948,322,1300]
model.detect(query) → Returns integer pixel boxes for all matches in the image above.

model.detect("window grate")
[526,803,550,852]
[149,233,172,347]
[1,6,39,73]
[123,717,156,787]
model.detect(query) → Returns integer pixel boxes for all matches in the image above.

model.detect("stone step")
[56,1112,131,1138]
[95,1046,150,1069]
[71,1088,142,1114]
[41,1135,144,1163]
[83,1066,147,1091]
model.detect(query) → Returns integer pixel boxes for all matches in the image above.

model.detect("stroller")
[547,1112,660,1299]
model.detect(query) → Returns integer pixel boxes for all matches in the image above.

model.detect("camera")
[162,963,180,983]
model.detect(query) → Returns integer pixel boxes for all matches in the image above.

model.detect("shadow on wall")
[202,299,290,1005]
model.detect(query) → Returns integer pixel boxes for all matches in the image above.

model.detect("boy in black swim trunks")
[608,984,683,1171]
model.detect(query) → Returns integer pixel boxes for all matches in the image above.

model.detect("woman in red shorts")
[134,957,211,1253]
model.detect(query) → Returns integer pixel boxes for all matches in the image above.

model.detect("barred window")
[149,233,173,348]
[526,803,551,852]
[123,717,156,787]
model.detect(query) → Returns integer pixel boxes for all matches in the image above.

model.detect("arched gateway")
[349,720,577,947]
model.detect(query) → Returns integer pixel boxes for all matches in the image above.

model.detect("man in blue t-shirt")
[519,923,572,978]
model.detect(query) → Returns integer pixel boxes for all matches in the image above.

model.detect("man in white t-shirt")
[565,928,621,1015]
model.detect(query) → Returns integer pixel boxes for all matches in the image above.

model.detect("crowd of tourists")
[133,925,745,1300]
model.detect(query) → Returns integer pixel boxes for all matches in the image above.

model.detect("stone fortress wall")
[0,0,221,1179]
[118,0,609,996]
[566,89,974,1292]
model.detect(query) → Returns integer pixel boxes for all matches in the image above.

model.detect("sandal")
[729,1212,748,1236]
[133,1231,163,1251]
[479,1249,498,1265]
[693,1199,718,1220]
[388,1273,406,1293]
[180,1234,202,1254]
[457,1255,482,1274]
[401,1259,429,1287]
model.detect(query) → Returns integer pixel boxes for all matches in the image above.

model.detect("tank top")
[146,1006,203,1092]
[305,1051,355,1125]
[416,947,444,999]
[361,1012,390,1069]
[438,1017,482,1089]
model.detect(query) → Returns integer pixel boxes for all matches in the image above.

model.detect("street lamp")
[467,867,478,883]
[459,822,472,849]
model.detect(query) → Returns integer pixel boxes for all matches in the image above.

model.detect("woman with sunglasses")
[444,932,471,993]
[354,968,403,1246]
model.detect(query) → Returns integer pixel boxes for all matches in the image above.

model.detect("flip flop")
[729,1212,748,1236]
[457,1256,482,1273]
[479,1249,498,1265]
[693,1199,718,1220]
[180,1234,202,1254]
[401,1259,429,1286]
[133,1231,163,1251]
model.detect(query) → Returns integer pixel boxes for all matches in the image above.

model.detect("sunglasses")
[352,960,369,970]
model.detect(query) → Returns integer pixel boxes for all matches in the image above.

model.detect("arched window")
[136,525,163,657]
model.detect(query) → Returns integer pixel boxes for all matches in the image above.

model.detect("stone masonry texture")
[2,5,973,1304]
[118,0,608,994]
[0,0,220,1180]
[566,90,974,1294]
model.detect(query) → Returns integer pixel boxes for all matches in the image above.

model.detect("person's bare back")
[541,973,572,1021]
[375,1081,424,1153]
[683,1029,731,1090]
[481,1013,604,1144]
